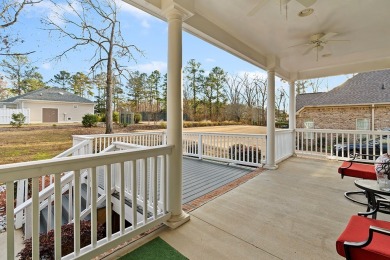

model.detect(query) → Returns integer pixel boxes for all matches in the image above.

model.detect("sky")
[2,0,350,96]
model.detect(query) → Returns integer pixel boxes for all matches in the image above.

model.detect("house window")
[356,118,370,130]
[304,119,314,139]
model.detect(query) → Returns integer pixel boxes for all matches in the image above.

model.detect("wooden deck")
[182,158,252,204]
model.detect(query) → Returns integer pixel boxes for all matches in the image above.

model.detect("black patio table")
[355,179,390,219]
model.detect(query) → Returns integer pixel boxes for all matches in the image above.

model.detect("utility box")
[120,112,134,125]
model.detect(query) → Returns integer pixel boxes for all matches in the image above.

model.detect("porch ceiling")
[123,0,390,80]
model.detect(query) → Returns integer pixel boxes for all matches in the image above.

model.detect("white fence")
[0,108,30,124]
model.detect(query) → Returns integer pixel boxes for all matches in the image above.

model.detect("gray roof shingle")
[1,87,94,103]
[296,69,390,111]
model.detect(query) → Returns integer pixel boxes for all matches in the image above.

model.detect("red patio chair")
[336,199,390,260]
[338,155,377,205]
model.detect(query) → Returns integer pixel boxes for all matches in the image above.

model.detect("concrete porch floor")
[113,156,390,260]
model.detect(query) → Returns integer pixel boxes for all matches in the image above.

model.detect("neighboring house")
[296,69,390,130]
[0,87,95,123]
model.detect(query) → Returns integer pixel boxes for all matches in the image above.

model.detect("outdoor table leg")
[366,190,377,219]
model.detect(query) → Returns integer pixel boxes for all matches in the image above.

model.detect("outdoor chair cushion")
[336,215,390,259]
[338,161,376,180]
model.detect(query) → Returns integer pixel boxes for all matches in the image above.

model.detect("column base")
[263,164,279,170]
[164,211,190,229]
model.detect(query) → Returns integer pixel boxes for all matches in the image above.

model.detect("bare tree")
[43,0,142,133]
[275,88,288,122]
[225,74,244,121]
[253,76,267,125]
[296,78,324,94]
[308,78,324,93]
[1,0,42,55]
[241,73,256,124]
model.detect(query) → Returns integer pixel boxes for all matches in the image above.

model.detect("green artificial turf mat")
[119,237,188,260]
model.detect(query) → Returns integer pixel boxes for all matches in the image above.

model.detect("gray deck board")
[97,157,253,205]
[182,158,252,204]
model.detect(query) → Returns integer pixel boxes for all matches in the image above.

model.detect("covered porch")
[111,156,390,259]
[2,0,390,258]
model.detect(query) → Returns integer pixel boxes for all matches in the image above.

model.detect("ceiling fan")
[247,0,317,17]
[289,32,349,61]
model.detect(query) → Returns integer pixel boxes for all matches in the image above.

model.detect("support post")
[164,6,190,228]
[289,81,296,156]
[265,70,277,169]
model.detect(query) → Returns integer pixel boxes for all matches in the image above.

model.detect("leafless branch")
[1,0,42,29]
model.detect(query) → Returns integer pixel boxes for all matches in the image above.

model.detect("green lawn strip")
[119,237,188,260]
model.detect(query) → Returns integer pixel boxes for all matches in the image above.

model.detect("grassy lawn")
[0,123,266,165]
[0,124,164,165]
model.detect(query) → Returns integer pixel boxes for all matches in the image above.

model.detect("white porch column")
[289,81,296,155]
[164,6,190,228]
[265,70,277,169]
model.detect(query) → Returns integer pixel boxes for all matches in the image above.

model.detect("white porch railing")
[73,132,166,153]
[295,129,390,161]
[14,139,94,231]
[74,132,266,167]
[182,132,265,167]
[275,129,295,163]
[4,145,172,259]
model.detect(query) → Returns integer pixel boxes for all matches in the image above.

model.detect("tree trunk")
[105,24,115,134]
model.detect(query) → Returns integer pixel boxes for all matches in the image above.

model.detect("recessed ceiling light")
[322,53,332,58]
[298,8,314,17]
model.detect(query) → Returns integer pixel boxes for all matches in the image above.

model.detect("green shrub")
[99,113,106,122]
[113,111,119,123]
[134,113,142,124]
[275,121,289,128]
[229,144,262,163]
[10,113,26,128]
[17,221,105,259]
[160,121,167,128]
[82,114,98,127]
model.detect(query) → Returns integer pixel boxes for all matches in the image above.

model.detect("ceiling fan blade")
[302,45,316,55]
[296,0,317,8]
[247,0,268,16]
[288,42,312,48]
[319,32,338,42]
[327,40,350,43]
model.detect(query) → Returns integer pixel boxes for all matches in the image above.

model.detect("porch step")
[39,184,90,234]
[111,192,153,218]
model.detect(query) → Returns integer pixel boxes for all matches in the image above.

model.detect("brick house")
[296,70,390,130]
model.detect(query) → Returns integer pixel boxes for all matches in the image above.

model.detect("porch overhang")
[123,0,390,81]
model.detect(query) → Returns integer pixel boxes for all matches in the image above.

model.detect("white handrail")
[13,139,93,230]
[5,145,173,259]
